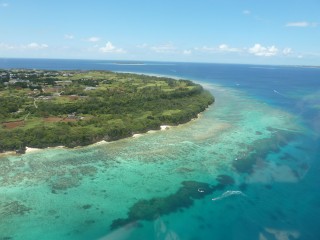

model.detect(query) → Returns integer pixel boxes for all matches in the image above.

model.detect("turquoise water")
[1,60,320,240]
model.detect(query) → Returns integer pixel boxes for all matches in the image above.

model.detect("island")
[0,69,214,153]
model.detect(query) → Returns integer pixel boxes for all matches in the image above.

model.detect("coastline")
[0,110,206,158]
[0,69,213,157]
[132,125,171,138]
[25,147,42,153]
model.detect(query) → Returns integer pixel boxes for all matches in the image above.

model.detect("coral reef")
[110,178,234,230]
[1,201,32,217]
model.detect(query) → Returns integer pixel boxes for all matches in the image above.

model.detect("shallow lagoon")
[1,61,320,240]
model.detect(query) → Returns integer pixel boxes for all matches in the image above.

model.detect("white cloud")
[195,44,241,53]
[248,44,278,57]
[64,34,74,40]
[0,42,49,51]
[151,44,176,53]
[136,43,148,48]
[0,43,15,50]
[243,10,251,15]
[285,21,318,27]
[99,41,125,53]
[183,50,192,55]
[218,44,241,52]
[218,44,229,51]
[26,42,48,50]
[194,46,218,53]
[87,37,100,42]
[195,46,215,52]
[283,48,293,55]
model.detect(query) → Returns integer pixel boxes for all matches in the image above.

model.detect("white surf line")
[273,89,286,97]
[212,190,246,201]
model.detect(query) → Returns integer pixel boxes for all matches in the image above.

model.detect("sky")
[0,0,319,65]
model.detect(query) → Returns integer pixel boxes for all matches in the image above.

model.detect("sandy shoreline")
[0,105,208,157]
[132,125,172,138]
[25,147,42,153]
[0,145,66,157]
[0,150,17,158]
[91,140,108,146]
[0,126,171,157]
[160,125,171,130]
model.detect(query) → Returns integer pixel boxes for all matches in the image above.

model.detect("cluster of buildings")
[0,70,74,88]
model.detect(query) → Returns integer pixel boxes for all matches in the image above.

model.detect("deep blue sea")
[0,58,320,240]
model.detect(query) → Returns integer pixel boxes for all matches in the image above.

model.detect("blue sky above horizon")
[0,0,319,65]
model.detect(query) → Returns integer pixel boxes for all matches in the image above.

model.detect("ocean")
[0,58,320,240]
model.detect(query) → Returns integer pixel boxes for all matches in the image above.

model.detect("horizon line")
[0,57,319,68]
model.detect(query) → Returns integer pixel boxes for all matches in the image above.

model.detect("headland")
[0,69,214,153]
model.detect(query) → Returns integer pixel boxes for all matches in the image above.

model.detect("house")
[67,112,77,119]
[8,79,30,84]
[84,86,97,91]
[54,80,72,86]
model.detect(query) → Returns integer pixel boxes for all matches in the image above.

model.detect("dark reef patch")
[216,175,235,186]
[294,145,310,151]
[48,209,57,215]
[279,153,296,161]
[265,184,273,190]
[232,155,257,173]
[110,180,223,230]
[82,204,92,210]
[50,176,80,191]
[78,165,98,176]
[266,126,278,132]
[232,129,299,173]
[176,167,194,173]
[84,219,96,225]
[299,162,309,170]
[239,183,248,191]
[1,201,32,217]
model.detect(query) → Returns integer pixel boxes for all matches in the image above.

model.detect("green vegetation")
[0,70,214,153]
